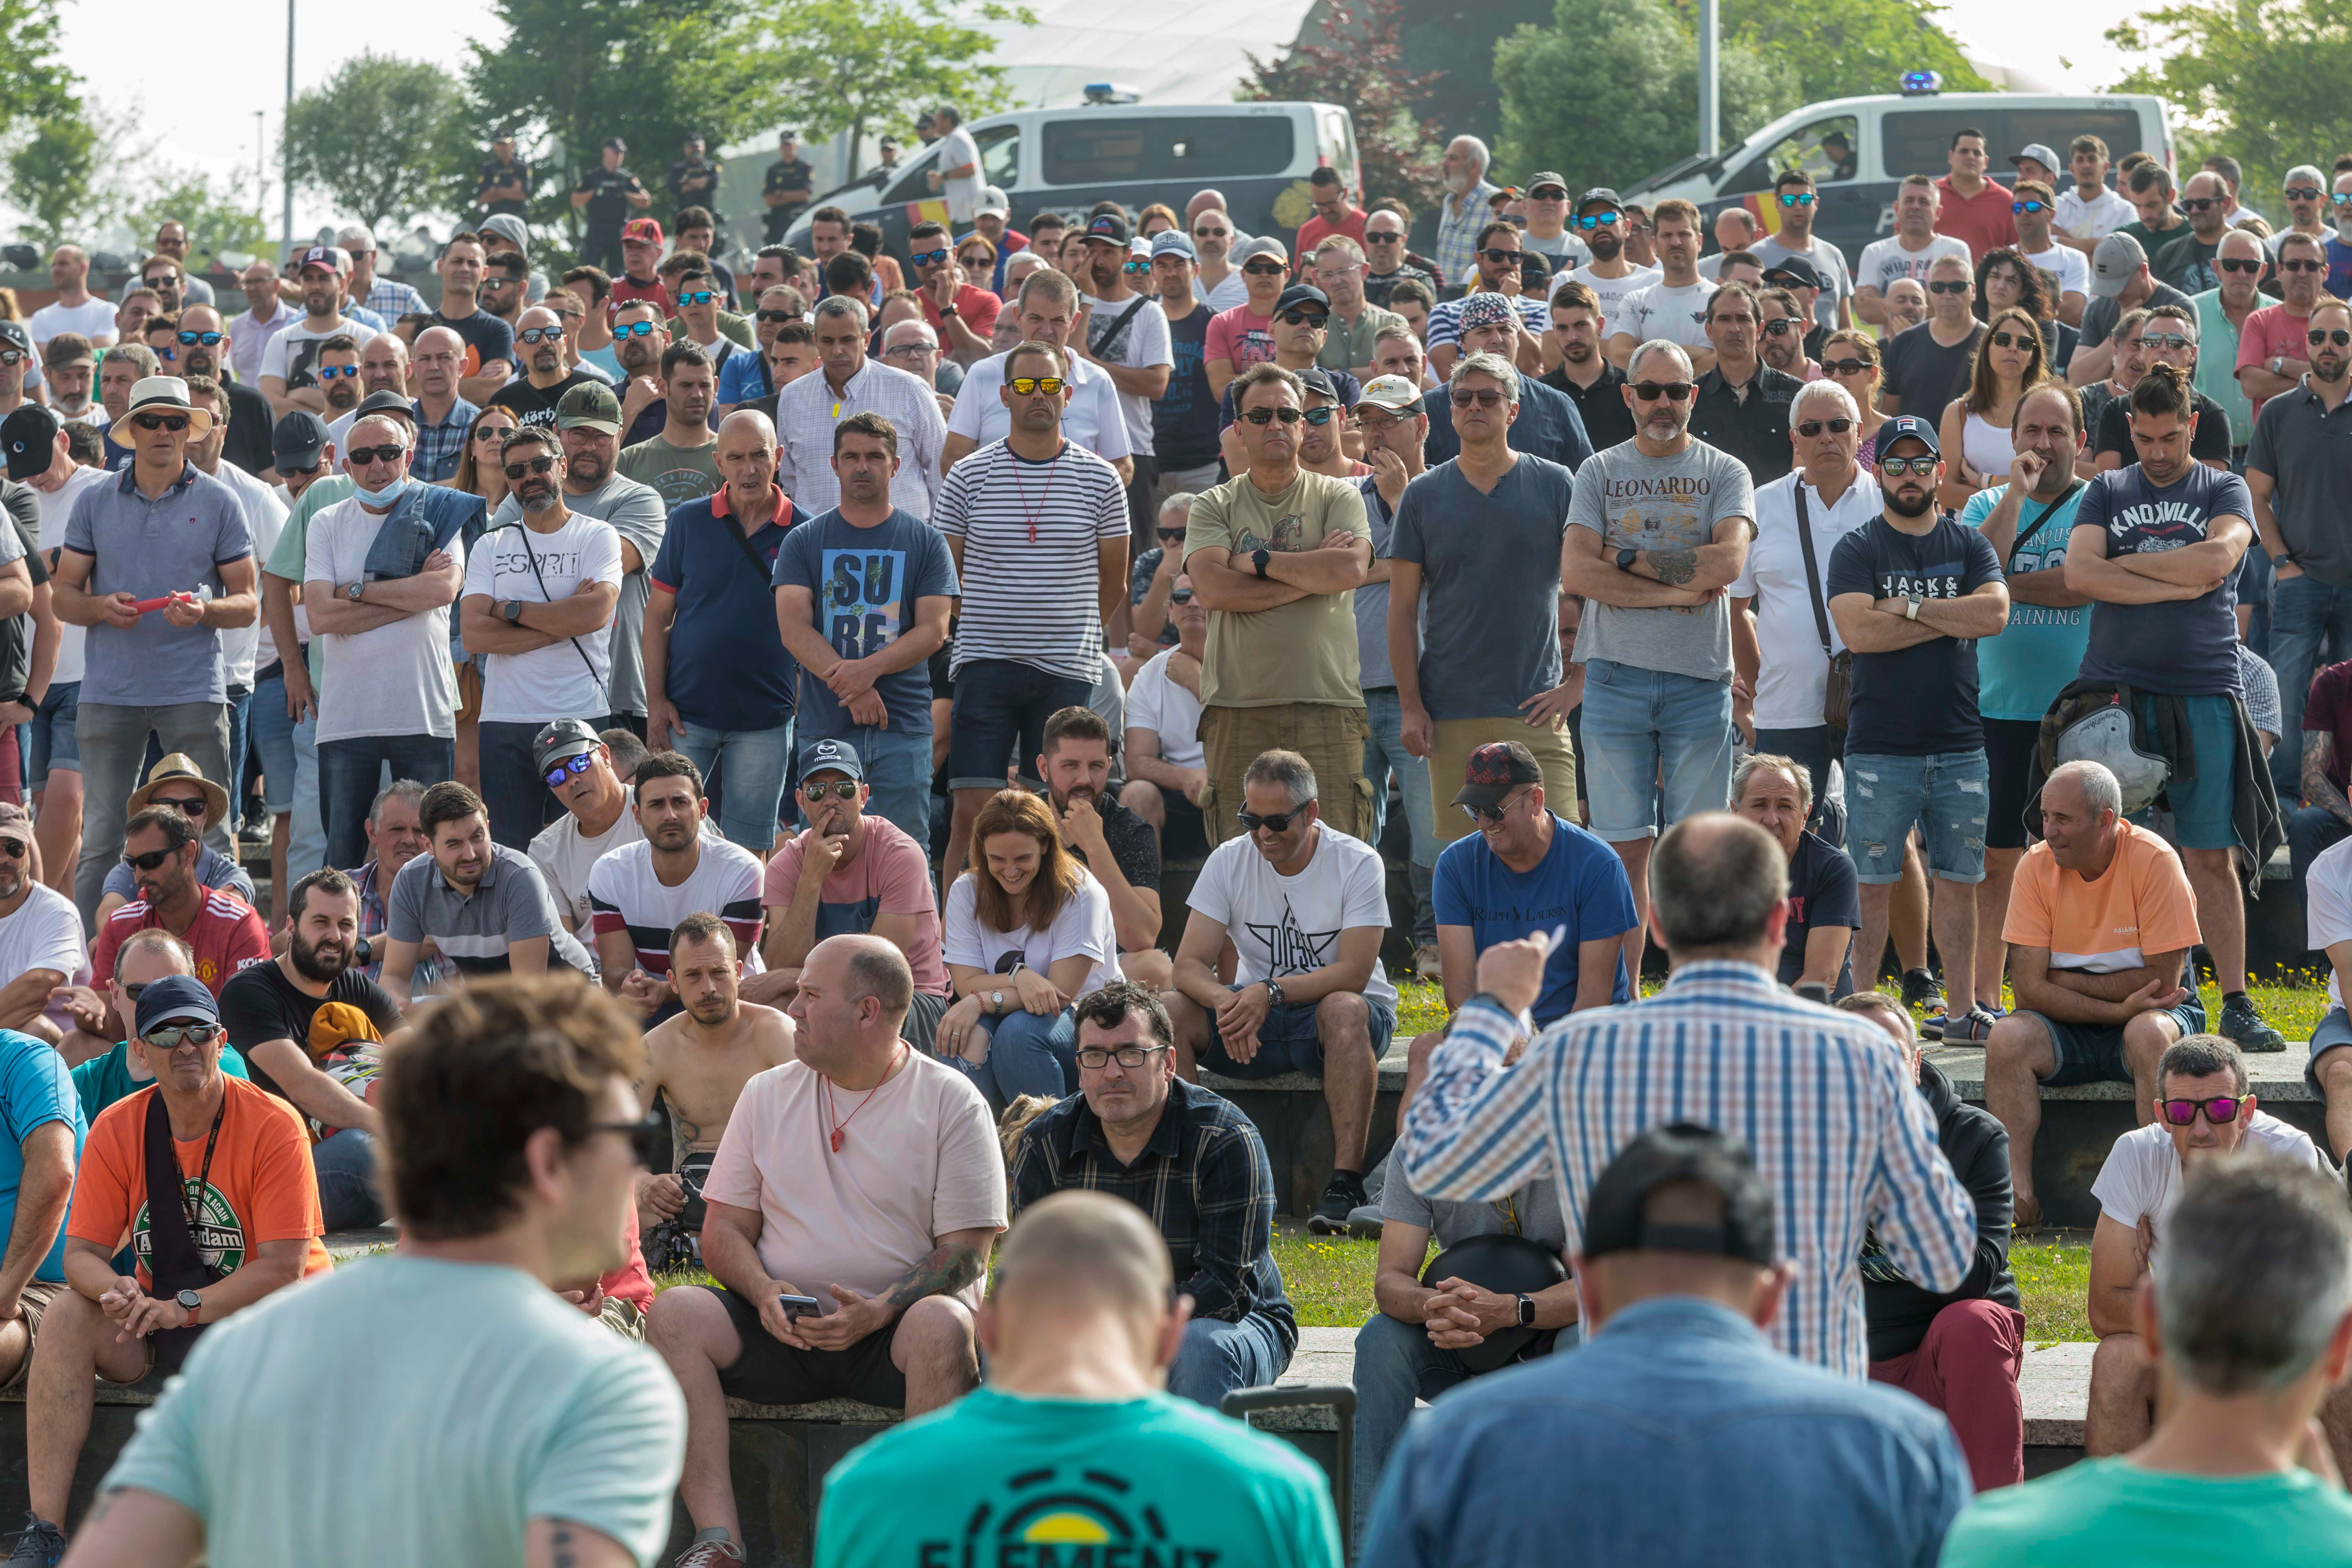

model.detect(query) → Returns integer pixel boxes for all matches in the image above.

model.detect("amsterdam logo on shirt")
[924,1463,1227,1565]
[130,1184,247,1275]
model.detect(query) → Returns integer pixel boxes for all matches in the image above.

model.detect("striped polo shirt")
[585,837,764,979]
[385,845,592,975]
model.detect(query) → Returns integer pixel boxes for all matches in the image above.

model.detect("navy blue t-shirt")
[1825,515,2004,757]
[771,506,960,739]
[1433,813,1638,1025]
[1777,830,1860,998]
[2071,461,2251,697]
[648,490,798,730]
[1152,304,1220,470]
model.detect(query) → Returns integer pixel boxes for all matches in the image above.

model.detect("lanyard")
[179,1099,227,1237]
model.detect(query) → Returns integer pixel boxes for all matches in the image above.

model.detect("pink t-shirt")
[2234,302,2312,424]
[701,1054,1007,1305]
[761,817,950,996]
[1204,304,1276,371]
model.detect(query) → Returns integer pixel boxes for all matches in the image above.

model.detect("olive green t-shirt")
[1182,468,1369,710]
[615,435,722,510]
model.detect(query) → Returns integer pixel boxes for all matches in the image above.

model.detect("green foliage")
[756,0,1032,180]
[2106,0,2352,204]
[1242,0,1448,215]
[6,112,100,246]
[1496,0,1799,195]
[283,54,473,234]
[0,0,73,129]
[1663,0,1990,106]
[127,169,273,268]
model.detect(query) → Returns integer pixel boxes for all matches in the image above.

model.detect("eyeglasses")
[1795,418,1855,436]
[1074,1043,1171,1070]
[1988,330,2032,349]
[348,443,407,466]
[2182,197,2221,212]
[1007,376,1065,395]
[1236,807,1305,833]
[1479,248,1523,265]
[2282,259,2326,274]
[1927,279,1970,295]
[142,1022,223,1051]
[2217,257,2265,275]
[586,1111,664,1166]
[1241,406,1304,425]
[1569,212,1619,230]
[543,753,595,790]
[679,290,717,306]
[176,331,223,347]
[1777,192,1817,208]
[2159,1095,2242,1126]
[2138,333,2191,350]
[122,846,181,872]
[2286,186,2324,201]
[1822,357,1872,376]
[130,413,190,432]
[2312,329,2352,347]
[1241,262,1287,277]
[1879,454,1938,475]
[1194,227,1229,240]
[1449,386,1506,408]
[1631,381,1693,401]
[614,321,659,338]
[884,343,936,359]
[1762,318,1804,337]
[802,780,861,801]
[503,455,558,480]
[909,249,950,268]
[1300,405,1338,425]
[1277,310,1327,327]
[2010,200,2049,215]
[152,796,208,818]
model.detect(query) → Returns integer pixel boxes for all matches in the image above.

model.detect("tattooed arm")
[2307,733,2352,828]
[1621,512,1754,593]
[791,1227,998,1351]
[528,1520,635,1568]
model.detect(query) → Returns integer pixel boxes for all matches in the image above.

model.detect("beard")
[1588,230,1622,262]
[1886,483,1935,518]
[567,449,608,485]
[518,478,559,513]
[290,927,350,982]
[325,382,358,411]
[532,348,562,375]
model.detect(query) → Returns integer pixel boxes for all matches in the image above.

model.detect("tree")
[1665,0,1989,107]
[283,54,472,234]
[2106,0,2352,205]
[1497,0,1798,197]
[129,169,273,268]
[756,0,1031,181]
[0,0,73,129]
[1242,0,1448,215]
[6,113,99,247]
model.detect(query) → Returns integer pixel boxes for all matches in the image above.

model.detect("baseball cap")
[479,213,530,254]
[556,380,623,434]
[0,803,29,848]
[2010,142,2062,172]
[533,717,601,776]
[621,217,664,247]
[1234,236,1289,267]
[295,244,347,276]
[1878,413,1940,458]
[1761,256,1822,290]
[0,321,26,357]
[1582,1124,1776,1266]
[1298,367,1338,401]
[1452,741,1541,810]
[351,390,417,427]
[1084,212,1131,246]
[978,186,1011,219]
[778,128,799,142]
[1575,187,1624,214]
[134,974,222,1040]
[1,405,59,482]
[271,410,329,471]
[1274,283,1330,316]
[1150,230,1196,262]
[1526,171,1569,199]
[1357,374,1423,414]
[798,737,864,782]
[2091,233,2147,298]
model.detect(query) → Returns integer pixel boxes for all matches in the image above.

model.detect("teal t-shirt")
[100,1253,686,1567]
[1961,481,2090,722]
[71,1040,248,1127]
[1941,1456,2352,1567]
[2190,287,2256,447]
[815,1388,1342,1568]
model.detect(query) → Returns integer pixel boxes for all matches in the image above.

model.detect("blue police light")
[1900,70,1944,96]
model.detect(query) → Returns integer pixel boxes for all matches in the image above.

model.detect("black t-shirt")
[575,166,645,233]
[1777,830,1860,998]
[2153,232,2222,295]
[222,378,275,478]
[0,480,45,699]
[1540,360,1635,451]
[2094,387,2232,465]
[435,308,517,379]
[1152,303,1220,470]
[1362,266,1438,309]
[477,158,531,217]
[1824,514,2005,756]
[669,158,722,206]
[1880,320,1983,421]
[489,368,606,429]
[765,157,814,201]
[217,961,403,1108]
[1052,791,1162,896]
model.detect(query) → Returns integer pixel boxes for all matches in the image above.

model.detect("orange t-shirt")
[68,1075,333,1290]
[2002,820,2201,973]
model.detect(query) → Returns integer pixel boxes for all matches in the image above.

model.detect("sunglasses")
[1242,262,1287,277]
[1300,405,1338,425]
[1277,310,1328,327]
[1570,212,1620,230]
[1236,808,1304,833]
[1480,248,1523,265]
[2217,257,2265,275]
[802,780,861,801]
[152,796,208,818]
[1123,259,1151,274]
[503,455,558,480]
[120,979,151,1003]
[1364,231,1402,243]
[1631,381,1693,401]
[143,1022,223,1051]
[754,309,798,324]
[959,254,990,268]
[1449,387,1505,408]
[518,326,563,344]
[2287,186,2324,201]
[2182,197,2221,212]
[2138,333,2191,350]
[678,290,717,306]
[1170,587,1194,604]
[0,840,24,860]
[123,846,181,872]
[348,443,407,466]
[2159,1095,2242,1126]
[274,460,323,478]
[1927,279,1970,295]
[1777,192,1817,208]
[131,412,190,432]
[176,331,223,347]
[1007,376,1065,395]
[1460,790,1528,825]
[0,352,25,367]
[909,249,950,267]
[1241,406,1304,424]
[543,753,595,789]
[1156,525,1185,541]
[2010,200,2049,215]
[587,1110,665,1166]
[2312,329,2352,347]
[318,365,359,379]
[1988,330,2032,349]
[614,320,659,338]
[1194,227,1229,239]
[1822,357,1872,376]
[1762,318,1804,337]
[2282,259,2326,274]
[1796,418,1854,436]
[1879,455,1938,475]
[153,346,177,361]
[474,425,512,440]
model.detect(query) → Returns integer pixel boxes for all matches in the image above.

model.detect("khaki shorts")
[0,1279,69,1395]
[1199,703,1372,846]
[1430,716,1579,843]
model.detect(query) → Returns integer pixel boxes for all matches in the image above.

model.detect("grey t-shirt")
[62,464,254,706]
[489,473,667,717]
[1566,439,1756,683]
[1382,1163,1568,1253]
[1355,477,1398,689]
[2079,281,2193,350]
[1391,457,1571,717]
[385,843,593,975]
[1751,234,1854,330]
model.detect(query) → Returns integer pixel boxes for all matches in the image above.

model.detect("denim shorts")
[1577,660,1734,844]
[2032,996,2207,1089]
[1844,749,1989,885]
[26,681,77,790]
[1195,993,1396,1078]
[2134,692,2239,851]
[2306,1006,2352,1099]
[945,658,1094,792]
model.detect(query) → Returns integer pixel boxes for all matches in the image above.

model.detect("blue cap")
[797,738,863,782]
[1878,413,1940,458]
[1149,229,1196,262]
[134,974,220,1039]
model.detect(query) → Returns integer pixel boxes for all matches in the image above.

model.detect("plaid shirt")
[1435,179,1502,290]
[365,277,430,321]
[411,396,481,485]
[1399,961,1977,1378]
[1008,1077,1296,1351]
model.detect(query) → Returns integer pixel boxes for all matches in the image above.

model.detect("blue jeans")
[289,712,327,881]
[674,716,793,853]
[314,1127,384,1229]
[2266,571,2352,800]
[320,733,455,871]
[224,685,252,819]
[951,1005,1076,1109]
[477,719,554,850]
[811,724,932,855]
[1577,659,1734,842]
[1166,1311,1292,1408]
[26,680,76,791]
[1845,750,1989,884]
[250,674,298,814]
[1364,690,1438,944]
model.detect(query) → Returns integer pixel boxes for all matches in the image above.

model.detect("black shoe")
[1307,1172,1369,1235]
[8,1515,64,1565]
[2219,993,2286,1053]
[1899,967,1944,1013]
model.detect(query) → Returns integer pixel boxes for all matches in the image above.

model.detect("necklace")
[821,1043,905,1153]
[1007,441,1065,544]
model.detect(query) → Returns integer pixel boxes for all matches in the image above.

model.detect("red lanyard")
[821,1044,905,1153]
[1008,443,1064,545]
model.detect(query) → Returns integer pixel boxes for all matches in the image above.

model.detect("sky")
[49,0,2159,242]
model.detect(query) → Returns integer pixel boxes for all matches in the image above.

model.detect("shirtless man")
[635,913,796,1238]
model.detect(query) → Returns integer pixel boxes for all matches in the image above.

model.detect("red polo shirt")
[1934,176,2018,260]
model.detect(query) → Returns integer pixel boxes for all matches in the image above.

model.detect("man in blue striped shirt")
[1397,810,1978,1377]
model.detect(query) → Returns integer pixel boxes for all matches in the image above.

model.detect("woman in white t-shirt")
[940,789,1120,1107]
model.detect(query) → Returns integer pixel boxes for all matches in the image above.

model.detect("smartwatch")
[1515,1293,1535,1328]
[1252,546,1272,578]
[502,599,526,625]
[1616,547,1640,572]
[1904,591,1923,621]
[176,1288,202,1324]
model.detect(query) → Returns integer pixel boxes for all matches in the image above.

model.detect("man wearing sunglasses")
[1213,289,1362,454]
[486,305,604,431]
[2152,171,2233,296]
[90,803,269,1011]
[1423,294,1592,473]
[2010,179,2091,328]
[1359,207,1436,313]
[158,305,272,479]
[2236,230,2327,421]
[907,219,998,365]
[2269,163,2337,262]
[663,258,754,373]
[256,247,370,423]
[1200,236,1297,401]
[526,720,642,934]
[64,927,253,1120]
[1877,253,1986,421]
[2089,305,2233,473]
[1751,169,1854,335]
[1427,223,1545,382]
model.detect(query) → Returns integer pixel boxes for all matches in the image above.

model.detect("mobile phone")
[777,1293,822,1318]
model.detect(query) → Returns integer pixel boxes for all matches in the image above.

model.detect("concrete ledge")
[1924,1042,2318,1103]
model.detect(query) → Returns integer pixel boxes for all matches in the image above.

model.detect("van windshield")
[1881,107,2145,180]
[1725,114,1859,195]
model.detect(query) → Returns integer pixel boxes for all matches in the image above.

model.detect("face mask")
[352,473,412,507]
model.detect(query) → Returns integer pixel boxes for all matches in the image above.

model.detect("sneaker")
[7,1516,65,1565]
[2218,993,2287,1053]
[673,1541,745,1568]
[1307,1172,1369,1235]
[1345,1202,1385,1239]
[1413,943,1444,983]
[1899,967,1945,1013]
[1941,1007,1998,1046]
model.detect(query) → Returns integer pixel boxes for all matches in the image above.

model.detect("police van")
[1621,82,2176,271]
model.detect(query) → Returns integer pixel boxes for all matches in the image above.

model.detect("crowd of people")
[0,105,2340,1566]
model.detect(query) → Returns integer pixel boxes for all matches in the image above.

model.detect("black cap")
[134,974,221,1039]
[1452,741,1542,810]
[1,405,59,482]
[1274,283,1330,317]
[1760,255,1822,290]
[0,320,27,354]
[351,390,417,426]
[1519,251,1552,291]
[1582,1124,1776,1265]
[1084,212,1131,246]
[1879,413,1940,458]
[272,410,329,471]
[1575,187,1624,214]
[798,737,864,782]
[533,717,600,777]
[1298,367,1338,400]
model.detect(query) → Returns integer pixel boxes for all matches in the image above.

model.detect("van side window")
[979,124,1020,191]
[1043,115,1295,186]
[1725,114,1859,195]
[1879,108,2143,180]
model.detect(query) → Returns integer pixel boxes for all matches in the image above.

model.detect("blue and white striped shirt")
[1398,960,1977,1377]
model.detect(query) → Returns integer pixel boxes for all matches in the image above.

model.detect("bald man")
[489,305,605,429]
[408,325,482,483]
[327,333,413,450]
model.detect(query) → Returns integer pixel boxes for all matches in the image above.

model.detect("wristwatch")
[1515,1293,1535,1328]
[1251,546,1272,578]
[1262,978,1286,1009]
[938,304,958,319]
[502,599,525,625]
[345,581,364,602]
[2272,355,2286,377]
[175,1288,201,1325]
[989,990,1005,1014]
[1616,547,1640,571]
[1904,590,1923,621]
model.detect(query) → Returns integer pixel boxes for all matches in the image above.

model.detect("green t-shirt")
[615,436,723,510]
[264,475,357,686]
[72,1039,248,1126]
[1940,1456,2352,1568]
[2190,287,2256,441]
[815,1388,1341,1568]
[1182,468,1369,710]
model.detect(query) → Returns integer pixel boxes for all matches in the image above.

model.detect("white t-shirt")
[31,464,108,686]
[1728,467,1882,729]
[584,834,766,973]
[304,497,462,744]
[1557,262,1661,339]
[942,866,1122,996]
[1125,648,1204,771]
[26,297,115,350]
[1612,278,1716,351]
[0,881,85,985]
[1196,270,1251,314]
[2023,244,2092,300]
[460,515,623,723]
[1855,235,1973,297]
[2304,834,2352,1007]
[208,460,288,690]
[1081,292,1173,453]
[259,316,370,388]
[938,126,983,225]
[530,808,644,935]
[2055,186,2137,241]
[946,353,1134,462]
[1186,824,1396,1007]
[2093,1115,2322,1271]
